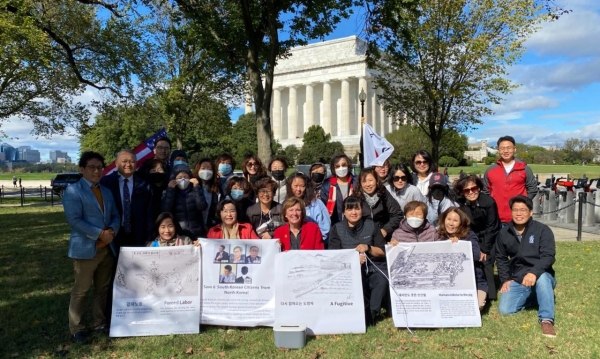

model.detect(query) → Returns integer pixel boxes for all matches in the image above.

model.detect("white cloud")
[490,95,559,116]
[517,58,600,91]
[526,3,600,58]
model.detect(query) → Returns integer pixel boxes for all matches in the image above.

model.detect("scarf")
[326,176,353,216]
[222,223,239,239]
[364,192,380,208]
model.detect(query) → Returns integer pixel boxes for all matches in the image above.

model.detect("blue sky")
[2,0,599,160]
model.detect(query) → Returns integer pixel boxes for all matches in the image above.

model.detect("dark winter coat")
[458,192,501,254]
[360,191,404,241]
[161,184,208,239]
[495,218,556,285]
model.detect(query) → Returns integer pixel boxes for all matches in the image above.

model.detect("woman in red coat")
[207,199,259,239]
[274,197,324,251]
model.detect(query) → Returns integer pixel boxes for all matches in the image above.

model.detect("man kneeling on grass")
[496,195,557,337]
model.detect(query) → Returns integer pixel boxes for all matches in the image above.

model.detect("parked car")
[51,172,82,196]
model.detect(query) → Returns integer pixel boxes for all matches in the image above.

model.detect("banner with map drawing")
[274,249,366,335]
[386,241,481,328]
[110,246,201,337]
[199,239,279,326]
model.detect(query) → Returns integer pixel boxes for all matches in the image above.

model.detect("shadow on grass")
[0,208,77,357]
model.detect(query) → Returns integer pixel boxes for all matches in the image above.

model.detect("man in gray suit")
[63,151,121,343]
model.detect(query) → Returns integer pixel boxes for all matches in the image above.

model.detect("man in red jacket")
[483,136,538,223]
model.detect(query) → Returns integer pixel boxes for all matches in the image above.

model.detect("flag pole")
[358,88,367,169]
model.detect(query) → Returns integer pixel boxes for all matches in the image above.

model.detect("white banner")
[362,123,394,167]
[110,246,201,337]
[275,249,366,335]
[386,241,482,328]
[199,239,279,326]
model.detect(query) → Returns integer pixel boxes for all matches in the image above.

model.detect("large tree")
[163,0,358,164]
[366,0,547,162]
[1,0,154,135]
[385,126,467,166]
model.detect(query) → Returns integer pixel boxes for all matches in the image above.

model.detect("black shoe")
[95,326,110,336]
[72,331,88,344]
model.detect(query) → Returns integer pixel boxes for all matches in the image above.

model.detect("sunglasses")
[414,160,428,166]
[393,175,408,182]
[462,186,479,195]
[247,162,258,167]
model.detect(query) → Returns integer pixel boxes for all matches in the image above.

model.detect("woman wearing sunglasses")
[454,175,501,301]
[242,154,267,185]
[410,150,437,196]
[386,163,426,211]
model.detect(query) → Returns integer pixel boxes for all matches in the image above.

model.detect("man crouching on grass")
[496,195,557,337]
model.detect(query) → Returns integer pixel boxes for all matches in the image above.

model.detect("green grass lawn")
[0,173,58,181]
[1,206,599,358]
[447,164,600,178]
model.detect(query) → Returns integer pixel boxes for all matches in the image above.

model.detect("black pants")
[362,263,389,326]
[483,247,497,300]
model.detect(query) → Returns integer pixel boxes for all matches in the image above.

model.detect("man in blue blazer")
[63,151,120,343]
[100,149,153,249]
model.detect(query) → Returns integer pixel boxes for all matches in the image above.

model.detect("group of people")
[63,134,557,343]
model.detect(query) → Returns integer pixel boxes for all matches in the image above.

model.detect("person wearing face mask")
[320,154,357,226]
[224,176,254,223]
[268,156,288,204]
[194,158,220,232]
[285,172,330,243]
[426,173,459,228]
[215,153,236,197]
[454,175,500,301]
[438,207,487,310]
[145,159,169,222]
[161,165,208,239]
[309,162,327,195]
[354,167,403,242]
[242,154,267,185]
[390,201,439,244]
[169,150,189,173]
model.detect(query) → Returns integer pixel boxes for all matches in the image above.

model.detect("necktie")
[123,178,132,233]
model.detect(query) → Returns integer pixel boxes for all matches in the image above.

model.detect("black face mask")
[272,170,285,181]
[311,172,325,184]
[148,172,166,186]
[431,188,445,201]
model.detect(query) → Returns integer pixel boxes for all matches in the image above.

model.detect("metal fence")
[0,185,59,206]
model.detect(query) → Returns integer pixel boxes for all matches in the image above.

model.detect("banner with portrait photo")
[386,241,482,328]
[109,246,201,337]
[199,239,279,326]
[274,249,366,335]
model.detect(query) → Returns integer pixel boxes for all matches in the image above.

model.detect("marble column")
[371,90,378,131]
[305,83,314,133]
[245,92,253,114]
[272,88,282,139]
[380,105,387,135]
[288,86,297,140]
[322,81,332,135]
[358,77,368,134]
[340,79,350,136]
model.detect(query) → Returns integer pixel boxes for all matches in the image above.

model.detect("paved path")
[0,180,51,188]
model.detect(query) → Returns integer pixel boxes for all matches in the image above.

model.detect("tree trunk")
[256,105,272,165]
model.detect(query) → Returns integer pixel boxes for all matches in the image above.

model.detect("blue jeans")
[498,272,556,322]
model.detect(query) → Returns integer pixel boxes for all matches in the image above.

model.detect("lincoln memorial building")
[245,36,400,156]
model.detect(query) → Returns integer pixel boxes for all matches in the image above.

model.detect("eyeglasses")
[414,160,428,166]
[393,175,408,182]
[247,162,258,167]
[155,146,170,151]
[85,166,104,172]
[499,146,514,152]
[511,208,530,213]
[462,186,479,195]
[258,189,272,195]
[221,210,237,214]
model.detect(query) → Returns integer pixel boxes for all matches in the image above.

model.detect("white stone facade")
[246,36,399,157]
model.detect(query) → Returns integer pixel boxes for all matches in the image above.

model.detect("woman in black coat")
[454,175,501,300]
[353,167,403,242]
[162,165,208,239]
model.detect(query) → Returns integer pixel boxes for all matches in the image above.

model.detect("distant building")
[50,150,71,163]
[20,148,41,163]
[0,143,17,161]
[464,140,498,162]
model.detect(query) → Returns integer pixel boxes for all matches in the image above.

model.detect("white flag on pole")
[362,123,394,167]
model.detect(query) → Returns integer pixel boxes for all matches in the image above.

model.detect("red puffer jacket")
[482,159,538,223]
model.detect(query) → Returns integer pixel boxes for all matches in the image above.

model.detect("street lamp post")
[359,88,367,168]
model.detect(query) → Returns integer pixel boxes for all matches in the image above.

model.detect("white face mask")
[406,217,424,229]
[335,166,349,178]
[177,178,190,190]
[198,170,213,181]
